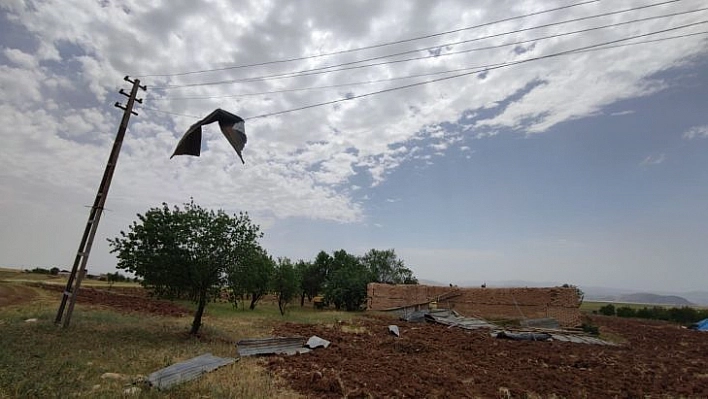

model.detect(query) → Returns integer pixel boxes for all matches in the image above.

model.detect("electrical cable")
[137,24,708,121]
[153,6,708,99]
[134,0,601,78]
[157,0,689,89]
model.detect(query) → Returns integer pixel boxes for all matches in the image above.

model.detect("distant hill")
[617,293,693,306]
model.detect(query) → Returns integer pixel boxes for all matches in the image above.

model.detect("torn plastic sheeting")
[305,335,330,349]
[388,325,400,337]
[237,337,310,357]
[148,353,237,390]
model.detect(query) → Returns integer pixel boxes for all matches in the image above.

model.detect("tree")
[227,246,274,310]
[49,267,60,276]
[109,200,262,335]
[324,250,369,311]
[272,258,300,315]
[360,249,418,284]
[297,260,324,306]
[598,303,616,316]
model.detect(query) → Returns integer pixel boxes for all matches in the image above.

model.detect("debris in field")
[305,335,331,349]
[495,331,552,341]
[423,309,497,330]
[388,325,400,337]
[24,318,38,323]
[238,336,333,356]
[690,318,708,331]
[520,318,560,329]
[147,353,237,389]
[490,330,617,345]
[100,372,129,381]
[237,336,310,357]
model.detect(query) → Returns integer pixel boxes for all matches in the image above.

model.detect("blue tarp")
[691,318,708,331]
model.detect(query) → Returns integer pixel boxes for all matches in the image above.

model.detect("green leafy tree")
[297,260,324,306]
[598,303,616,316]
[616,306,636,318]
[272,258,300,315]
[324,250,369,311]
[360,248,418,284]
[227,246,274,310]
[109,200,262,335]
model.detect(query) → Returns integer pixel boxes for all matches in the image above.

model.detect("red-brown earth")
[266,314,708,398]
[37,284,190,317]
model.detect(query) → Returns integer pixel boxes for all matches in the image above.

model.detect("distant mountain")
[616,293,693,306]
[417,279,446,286]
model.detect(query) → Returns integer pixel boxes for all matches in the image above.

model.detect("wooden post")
[55,76,146,328]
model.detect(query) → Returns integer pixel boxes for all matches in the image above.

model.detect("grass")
[580,301,676,313]
[0,280,355,398]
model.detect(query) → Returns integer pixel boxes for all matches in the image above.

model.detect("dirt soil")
[37,284,190,317]
[0,284,38,307]
[266,314,708,398]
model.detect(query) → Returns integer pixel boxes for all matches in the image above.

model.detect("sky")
[0,0,706,293]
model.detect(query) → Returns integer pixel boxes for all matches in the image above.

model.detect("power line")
[154,7,708,100]
[138,24,707,121]
[135,0,600,78]
[158,0,689,89]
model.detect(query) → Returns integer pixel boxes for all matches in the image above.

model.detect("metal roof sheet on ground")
[490,330,617,346]
[424,309,497,330]
[237,336,310,357]
[148,353,237,390]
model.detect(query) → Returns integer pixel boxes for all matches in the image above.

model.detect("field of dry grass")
[0,275,354,398]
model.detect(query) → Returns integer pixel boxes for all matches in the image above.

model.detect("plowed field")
[267,315,708,398]
[37,284,190,317]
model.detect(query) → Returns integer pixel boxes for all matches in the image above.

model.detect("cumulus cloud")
[1,0,707,271]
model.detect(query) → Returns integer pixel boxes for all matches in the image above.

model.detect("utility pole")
[55,76,146,328]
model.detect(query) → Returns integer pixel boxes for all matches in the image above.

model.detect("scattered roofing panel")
[490,330,617,346]
[237,336,310,357]
[148,353,237,390]
[424,309,498,330]
[495,331,552,341]
[388,325,400,337]
[548,333,617,345]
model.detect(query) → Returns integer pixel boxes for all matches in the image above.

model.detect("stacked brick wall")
[367,283,581,327]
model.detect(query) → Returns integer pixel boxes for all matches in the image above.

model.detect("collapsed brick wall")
[367,283,581,327]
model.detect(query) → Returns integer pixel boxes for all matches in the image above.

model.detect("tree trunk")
[190,290,207,335]
[249,293,260,310]
[300,292,305,307]
[278,297,286,315]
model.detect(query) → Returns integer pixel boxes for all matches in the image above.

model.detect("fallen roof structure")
[407,309,497,330]
[148,353,237,390]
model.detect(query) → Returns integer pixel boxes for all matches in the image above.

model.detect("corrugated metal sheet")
[490,330,617,346]
[424,309,498,330]
[236,336,310,357]
[148,353,237,390]
[548,333,617,345]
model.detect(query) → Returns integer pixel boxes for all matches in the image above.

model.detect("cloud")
[640,153,665,166]
[1,1,707,273]
[682,124,708,139]
[610,110,635,116]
